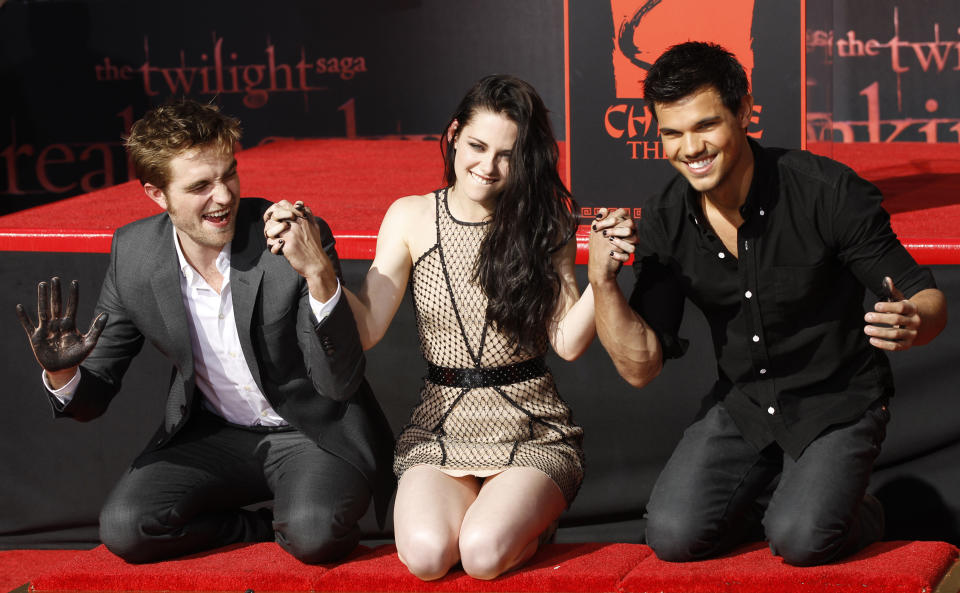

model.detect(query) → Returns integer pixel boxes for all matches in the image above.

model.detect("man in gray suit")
[16,99,394,564]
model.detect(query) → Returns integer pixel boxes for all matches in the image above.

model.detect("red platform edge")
[1,227,958,266]
[20,541,960,593]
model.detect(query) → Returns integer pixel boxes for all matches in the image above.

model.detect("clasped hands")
[263,200,338,302]
[588,207,636,282]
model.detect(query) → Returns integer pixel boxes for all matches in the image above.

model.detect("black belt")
[427,357,547,388]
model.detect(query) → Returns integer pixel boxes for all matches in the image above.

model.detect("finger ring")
[277,238,284,246]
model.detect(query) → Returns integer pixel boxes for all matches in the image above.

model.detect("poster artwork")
[806,5,960,143]
[606,0,761,160]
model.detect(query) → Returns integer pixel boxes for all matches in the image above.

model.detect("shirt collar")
[172,226,231,287]
[737,137,767,221]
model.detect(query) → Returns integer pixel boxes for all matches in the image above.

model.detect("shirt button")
[718,252,726,259]
[752,335,760,342]
[760,368,767,374]
[745,290,753,299]
[767,406,776,415]
[218,313,225,320]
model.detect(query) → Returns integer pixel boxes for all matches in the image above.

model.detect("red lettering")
[266,44,296,91]
[338,98,357,139]
[241,65,267,108]
[101,36,370,109]
[642,141,660,160]
[838,30,864,57]
[159,57,197,94]
[860,81,881,142]
[605,105,627,139]
[139,61,159,96]
[626,104,652,138]
[36,144,78,193]
[951,122,960,141]
[296,49,312,89]
[909,28,955,72]
[79,144,115,193]
[0,121,34,194]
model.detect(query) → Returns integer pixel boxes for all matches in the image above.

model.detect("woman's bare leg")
[458,467,567,580]
[393,465,481,580]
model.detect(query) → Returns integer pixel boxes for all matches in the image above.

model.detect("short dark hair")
[643,41,749,119]
[124,99,242,189]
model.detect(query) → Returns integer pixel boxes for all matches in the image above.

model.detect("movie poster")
[806,0,960,143]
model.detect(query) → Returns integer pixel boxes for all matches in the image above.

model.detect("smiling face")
[144,144,240,261]
[655,85,754,205]
[448,109,519,217]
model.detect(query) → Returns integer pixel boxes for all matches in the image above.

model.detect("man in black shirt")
[588,41,947,566]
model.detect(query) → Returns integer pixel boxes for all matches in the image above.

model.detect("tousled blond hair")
[124,99,242,189]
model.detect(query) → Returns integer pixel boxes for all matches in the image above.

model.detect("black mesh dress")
[393,188,585,505]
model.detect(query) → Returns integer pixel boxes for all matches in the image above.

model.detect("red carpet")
[23,541,959,593]
[620,541,959,593]
[27,543,332,591]
[312,543,650,592]
[0,549,82,592]
[0,139,957,264]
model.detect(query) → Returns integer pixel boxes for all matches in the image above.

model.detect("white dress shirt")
[46,229,341,427]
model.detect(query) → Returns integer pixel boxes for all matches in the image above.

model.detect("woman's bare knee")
[397,527,459,580]
[459,524,515,580]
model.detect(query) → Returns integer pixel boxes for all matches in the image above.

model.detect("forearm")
[304,266,339,303]
[910,287,947,346]
[344,283,402,351]
[593,277,662,388]
[550,285,596,361]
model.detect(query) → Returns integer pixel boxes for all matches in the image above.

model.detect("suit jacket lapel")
[231,202,267,395]
[151,222,195,381]
[231,263,265,394]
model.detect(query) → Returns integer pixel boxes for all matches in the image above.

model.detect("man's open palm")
[16,277,107,372]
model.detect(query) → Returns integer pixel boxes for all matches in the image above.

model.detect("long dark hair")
[440,74,578,354]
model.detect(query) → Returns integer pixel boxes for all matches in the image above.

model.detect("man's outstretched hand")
[16,277,107,375]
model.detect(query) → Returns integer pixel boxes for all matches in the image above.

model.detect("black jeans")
[99,411,371,564]
[645,400,889,566]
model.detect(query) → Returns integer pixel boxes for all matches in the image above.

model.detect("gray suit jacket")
[49,198,395,523]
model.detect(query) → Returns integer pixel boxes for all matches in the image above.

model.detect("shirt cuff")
[43,368,81,404]
[308,279,342,325]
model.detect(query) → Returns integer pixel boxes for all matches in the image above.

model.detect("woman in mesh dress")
[268,75,630,580]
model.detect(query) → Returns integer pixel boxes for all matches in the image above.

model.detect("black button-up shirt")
[629,139,937,459]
